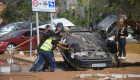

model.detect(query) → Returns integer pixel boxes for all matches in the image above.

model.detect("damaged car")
[59,26,119,70]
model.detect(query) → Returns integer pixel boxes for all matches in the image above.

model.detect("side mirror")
[20,35,25,38]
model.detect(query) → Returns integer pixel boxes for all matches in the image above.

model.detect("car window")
[107,22,116,34]
[21,31,30,37]
[32,23,36,28]
[1,24,16,33]
[33,31,37,36]
[7,31,23,38]
[39,31,45,35]
[33,30,44,36]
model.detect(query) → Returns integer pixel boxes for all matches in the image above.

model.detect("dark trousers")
[34,49,55,72]
[118,38,126,57]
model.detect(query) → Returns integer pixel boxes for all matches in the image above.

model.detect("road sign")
[32,0,56,12]
[48,1,55,8]
[32,0,39,7]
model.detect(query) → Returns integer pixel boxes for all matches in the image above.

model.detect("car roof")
[16,21,48,29]
[0,22,23,28]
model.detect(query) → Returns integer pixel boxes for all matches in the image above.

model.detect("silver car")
[0,22,23,37]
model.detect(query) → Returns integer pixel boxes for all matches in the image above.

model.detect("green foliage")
[77,0,88,6]
[131,0,140,22]
[1,0,139,27]
[0,0,48,25]
[57,0,116,27]
[58,9,83,26]
[111,0,136,19]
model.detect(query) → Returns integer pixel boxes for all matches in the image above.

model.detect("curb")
[13,56,34,63]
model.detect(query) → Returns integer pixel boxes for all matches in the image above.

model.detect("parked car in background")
[12,21,47,30]
[52,18,75,26]
[0,29,44,54]
[37,18,75,31]
[0,22,23,37]
[0,21,47,37]
[51,18,75,31]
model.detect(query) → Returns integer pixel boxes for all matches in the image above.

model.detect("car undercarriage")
[60,26,119,70]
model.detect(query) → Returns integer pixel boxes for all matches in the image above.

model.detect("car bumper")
[0,44,7,53]
[70,57,112,68]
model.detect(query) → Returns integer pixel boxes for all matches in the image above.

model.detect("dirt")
[0,53,140,80]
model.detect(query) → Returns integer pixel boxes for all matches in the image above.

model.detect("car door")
[32,30,44,49]
[18,31,31,50]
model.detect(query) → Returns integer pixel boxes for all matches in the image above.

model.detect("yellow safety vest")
[40,37,56,51]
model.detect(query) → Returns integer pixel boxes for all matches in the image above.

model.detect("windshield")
[0,23,15,33]
[0,22,23,36]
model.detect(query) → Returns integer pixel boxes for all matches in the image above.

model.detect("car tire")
[70,43,81,53]
[6,44,16,54]
[69,43,88,71]
[111,54,119,67]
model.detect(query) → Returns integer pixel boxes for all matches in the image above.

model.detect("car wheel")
[6,44,16,54]
[70,43,81,53]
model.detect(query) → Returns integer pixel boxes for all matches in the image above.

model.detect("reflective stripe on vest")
[40,39,53,51]
[40,37,56,51]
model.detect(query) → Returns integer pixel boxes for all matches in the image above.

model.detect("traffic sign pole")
[30,11,33,57]
[36,12,40,46]
[50,13,53,29]
[31,0,56,55]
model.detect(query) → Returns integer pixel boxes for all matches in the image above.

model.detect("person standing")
[118,24,128,59]
[34,33,70,72]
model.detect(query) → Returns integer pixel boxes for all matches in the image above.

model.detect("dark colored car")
[90,15,117,41]
[60,27,119,70]
[96,15,117,40]
[0,29,44,54]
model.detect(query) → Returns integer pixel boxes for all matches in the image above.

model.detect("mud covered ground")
[0,53,140,80]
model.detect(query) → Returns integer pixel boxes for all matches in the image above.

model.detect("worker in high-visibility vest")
[29,25,61,72]
[34,33,70,72]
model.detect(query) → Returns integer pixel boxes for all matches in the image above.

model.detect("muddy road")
[0,53,140,80]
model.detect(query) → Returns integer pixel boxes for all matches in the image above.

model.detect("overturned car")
[59,26,119,70]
